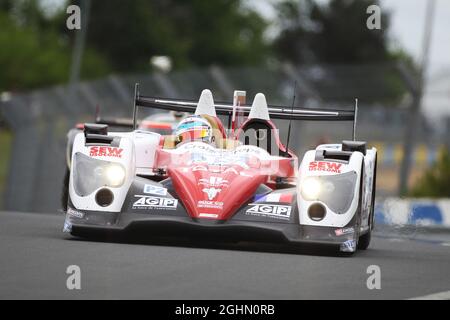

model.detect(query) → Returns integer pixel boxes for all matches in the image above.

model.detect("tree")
[409,149,450,198]
[0,1,109,92]
[274,0,392,65]
[0,11,68,91]
[83,0,269,72]
[273,0,414,104]
[180,0,268,67]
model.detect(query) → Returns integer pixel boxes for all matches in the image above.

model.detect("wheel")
[61,167,70,212]
[358,156,376,250]
[355,161,365,250]
[340,162,364,255]
[358,230,371,250]
[370,156,377,230]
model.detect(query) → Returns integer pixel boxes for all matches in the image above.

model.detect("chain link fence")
[0,64,447,213]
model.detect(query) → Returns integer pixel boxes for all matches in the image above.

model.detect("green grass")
[0,130,12,210]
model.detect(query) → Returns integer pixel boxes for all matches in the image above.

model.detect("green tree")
[83,0,268,72]
[179,0,268,67]
[0,11,68,90]
[274,0,392,64]
[273,0,414,104]
[409,149,450,198]
[0,1,109,92]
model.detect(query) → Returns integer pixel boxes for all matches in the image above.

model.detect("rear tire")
[61,168,69,213]
[358,230,371,250]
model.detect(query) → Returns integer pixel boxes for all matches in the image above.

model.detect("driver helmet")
[175,115,214,147]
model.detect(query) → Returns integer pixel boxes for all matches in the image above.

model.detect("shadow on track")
[65,231,355,258]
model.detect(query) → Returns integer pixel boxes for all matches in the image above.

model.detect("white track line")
[409,290,450,300]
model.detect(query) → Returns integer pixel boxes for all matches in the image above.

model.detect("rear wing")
[136,97,355,121]
[132,84,359,140]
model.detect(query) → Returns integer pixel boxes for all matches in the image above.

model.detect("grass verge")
[0,130,12,209]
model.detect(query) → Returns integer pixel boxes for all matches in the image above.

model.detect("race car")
[63,87,377,255]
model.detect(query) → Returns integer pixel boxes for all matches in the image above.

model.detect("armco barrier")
[375,198,450,228]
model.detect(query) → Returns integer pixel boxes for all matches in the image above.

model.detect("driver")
[174,115,215,147]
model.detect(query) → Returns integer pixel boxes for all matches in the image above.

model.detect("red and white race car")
[63,87,377,255]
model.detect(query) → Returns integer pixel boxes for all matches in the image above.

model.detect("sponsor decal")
[254,193,293,203]
[132,195,178,210]
[309,161,342,173]
[67,207,84,219]
[233,145,266,156]
[199,177,228,187]
[63,219,72,233]
[340,239,357,252]
[246,204,291,220]
[192,165,208,172]
[202,187,221,200]
[198,200,223,209]
[199,213,219,219]
[335,227,355,236]
[143,184,167,196]
[192,166,252,177]
[89,146,123,158]
[178,142,215,152]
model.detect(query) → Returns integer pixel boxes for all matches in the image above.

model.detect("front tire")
[358,156,377,250]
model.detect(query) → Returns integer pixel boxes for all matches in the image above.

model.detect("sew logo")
[309,161,342,173]
[89,146,123,158]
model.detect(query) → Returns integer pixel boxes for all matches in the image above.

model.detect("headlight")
[300,171,357,214]
[73,152,126,196]
[105,164,126,187]
[302,177,322,199]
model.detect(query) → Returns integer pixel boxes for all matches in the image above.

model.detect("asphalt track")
[0,211,449,300]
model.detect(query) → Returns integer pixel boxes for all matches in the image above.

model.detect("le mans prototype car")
[63,87,377,254]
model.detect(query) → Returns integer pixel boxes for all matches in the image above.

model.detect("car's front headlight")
[73,152,126,196]
[104,164,126,187]
[300,171,357,214]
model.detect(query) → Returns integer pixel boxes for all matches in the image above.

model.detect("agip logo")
[246,204,291,220]
[133,195,178,210]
